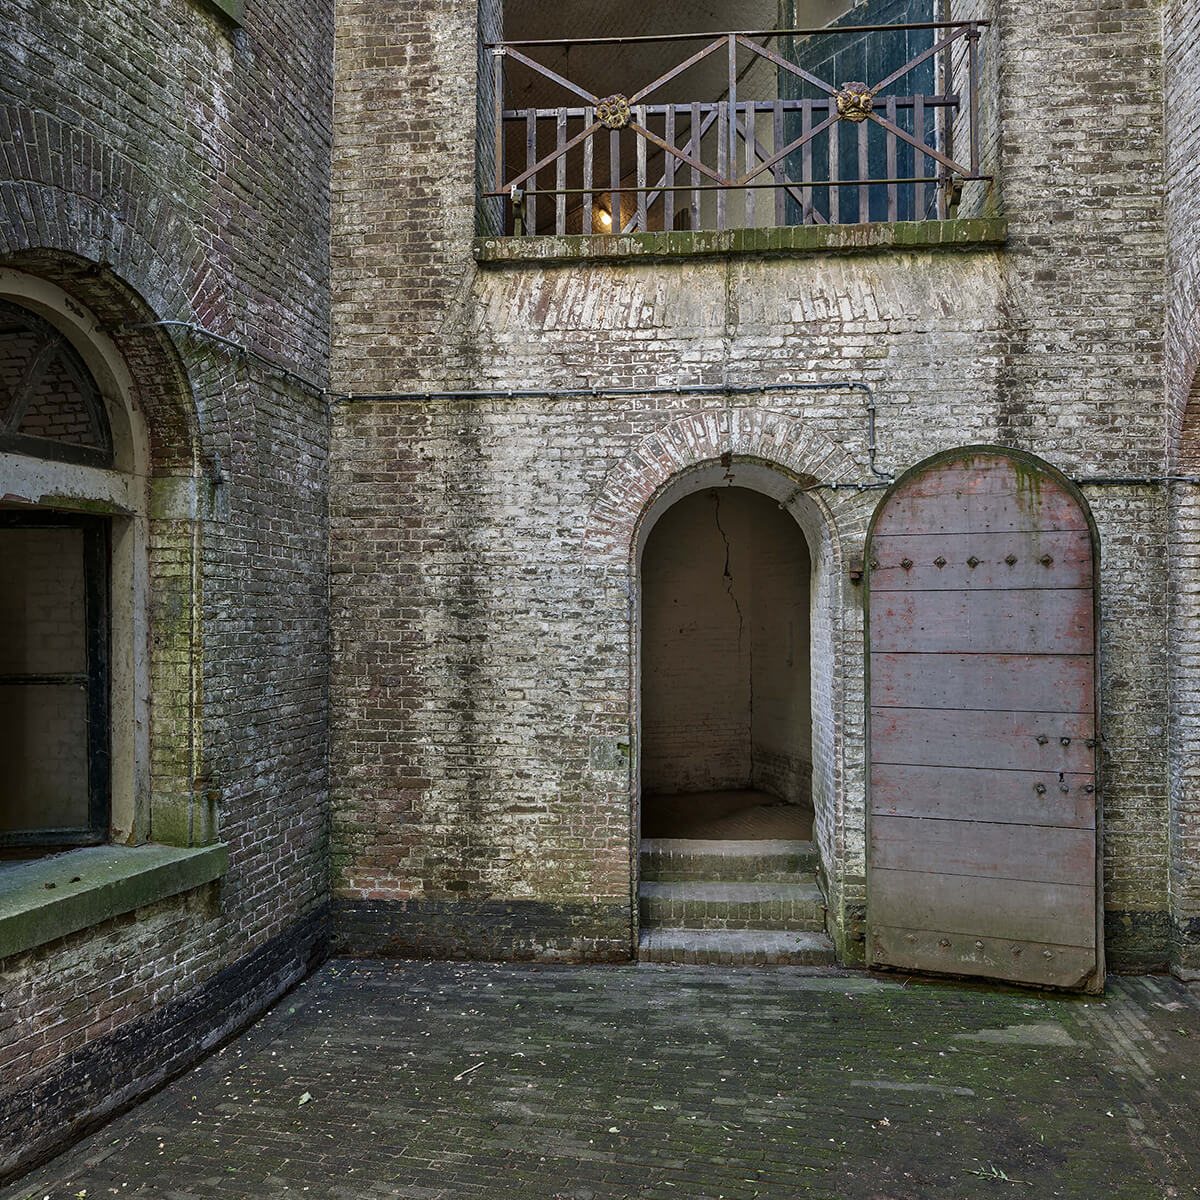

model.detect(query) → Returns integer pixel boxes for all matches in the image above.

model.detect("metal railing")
[484,22,990,236]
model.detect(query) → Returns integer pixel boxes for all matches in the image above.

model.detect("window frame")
[0,298,115,469]
[0,509,112,851]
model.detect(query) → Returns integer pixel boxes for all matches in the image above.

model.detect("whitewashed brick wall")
[331,0,1183,969]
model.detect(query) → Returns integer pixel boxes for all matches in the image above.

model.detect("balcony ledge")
[474,217,1007,266]
[0,843,229,960]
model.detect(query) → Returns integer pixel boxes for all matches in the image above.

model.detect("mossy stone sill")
[196,0,244,25]
[0,843,229,960]
[474,217,1007,265]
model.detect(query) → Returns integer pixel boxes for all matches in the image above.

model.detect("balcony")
[481,18,991,244]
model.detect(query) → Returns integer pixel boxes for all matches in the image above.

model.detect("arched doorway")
[635,469,837,965]
[866,446,1102,992]
[641,486,813,840]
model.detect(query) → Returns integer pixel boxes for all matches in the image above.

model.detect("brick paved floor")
[5,961,1200,1200]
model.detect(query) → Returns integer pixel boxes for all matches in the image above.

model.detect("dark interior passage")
[641,486,812,839]
[0,515,108,850]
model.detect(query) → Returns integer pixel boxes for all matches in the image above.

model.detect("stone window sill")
[474,217,1007,266]
[0,843,229,960]
[196,0,244,25]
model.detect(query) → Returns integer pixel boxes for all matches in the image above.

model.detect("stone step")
[638,879,826,932]
[638,927,837,966]
[640,837,819,883]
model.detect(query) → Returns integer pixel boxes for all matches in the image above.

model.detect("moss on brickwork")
[473,218,1008,265]
[0,844,229,960]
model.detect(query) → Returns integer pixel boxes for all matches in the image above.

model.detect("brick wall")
[1166,0,1200,977]
[0,0,332,1178]
[330,0,1177,970]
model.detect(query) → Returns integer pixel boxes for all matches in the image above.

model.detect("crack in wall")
[711,490,754,785]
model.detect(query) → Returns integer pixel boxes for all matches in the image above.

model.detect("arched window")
[0,300,114,468]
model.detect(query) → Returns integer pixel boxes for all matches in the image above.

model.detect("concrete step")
[640,837,818,883]
[638,927,837,966]
[638,879,826,932]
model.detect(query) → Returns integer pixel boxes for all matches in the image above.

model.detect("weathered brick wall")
[330,0,1174,969]
[1165,0,1200,977]
[0,0,332,1178]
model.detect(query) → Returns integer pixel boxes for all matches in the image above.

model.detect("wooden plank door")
[866,448,1102,992]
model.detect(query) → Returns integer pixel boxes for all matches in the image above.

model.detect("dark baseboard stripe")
[332,897,631,962]
[0,904,329,1186]
[1104,909,1171,973]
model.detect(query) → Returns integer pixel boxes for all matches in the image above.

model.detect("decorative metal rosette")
[835,82,874,123]
[596,94,632,130]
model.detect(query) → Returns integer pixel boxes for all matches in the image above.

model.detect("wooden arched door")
[866,448,1102,992]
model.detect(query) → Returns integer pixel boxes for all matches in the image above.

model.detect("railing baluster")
[493,48,504,197]
[555,108,567,236]
[690,101,701,231]
[583,106,593,233]
[802,100,813,224]
[526,110,538,234]
[727,35,738,183]
[886,96,897,222]
[610,126,621,233]
[941,34,954,176]
[939,44,952,220]
[827,99,839,224]
[969,23,980,176]
[938,100,949,219]
[773,99,785,226]
[664,106,676,232]
[914,95,926,220]
[717,100,728,230]
[636,105,648,233]
[858,116,869,223]
[744,103,756,227]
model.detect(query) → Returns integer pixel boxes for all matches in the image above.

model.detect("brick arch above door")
[584,407,862,561]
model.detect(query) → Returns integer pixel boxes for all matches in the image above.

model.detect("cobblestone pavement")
[6,961,1200,1200]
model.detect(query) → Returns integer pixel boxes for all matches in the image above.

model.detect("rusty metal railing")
[484,22,990,236]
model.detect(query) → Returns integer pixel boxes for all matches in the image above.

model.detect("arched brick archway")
[586,408,867,960]
[0,260,206,850]
[584,408,861,561]
[0,104,229,847]
[0,102,217,471]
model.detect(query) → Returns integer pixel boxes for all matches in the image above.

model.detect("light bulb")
[598,209,612,228]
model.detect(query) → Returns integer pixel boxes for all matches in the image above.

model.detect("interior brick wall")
[641,487,813,805]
